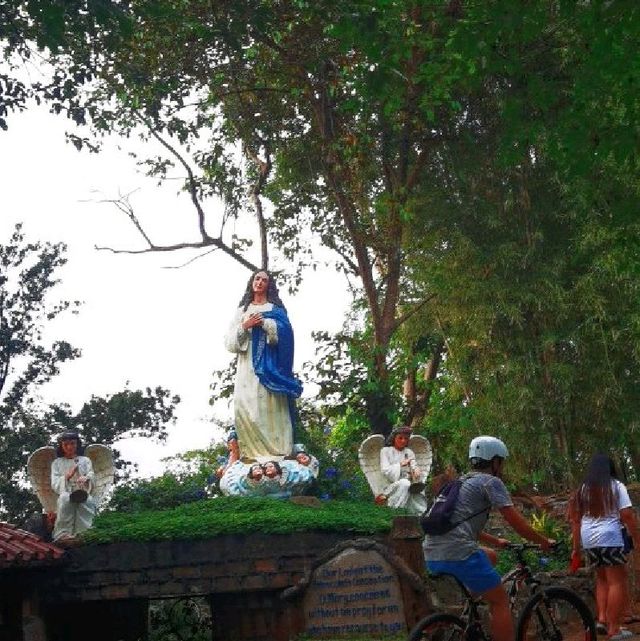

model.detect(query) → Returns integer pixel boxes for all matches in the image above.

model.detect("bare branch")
[87,118,261,272]
[134,112,210,242]
[92,192,154,248]
[162,248,219,269]
[94,239,259,271]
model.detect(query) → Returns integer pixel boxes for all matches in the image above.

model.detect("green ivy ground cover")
[83,497,401,544]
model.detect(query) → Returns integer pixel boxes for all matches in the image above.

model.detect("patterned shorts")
[585,546,627,567]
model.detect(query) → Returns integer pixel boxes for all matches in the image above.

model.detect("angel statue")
[358,426,433,515]
[27,431,114,542]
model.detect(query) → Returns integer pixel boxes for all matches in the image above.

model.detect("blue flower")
[339,479,353,490]
[324,467,338,479]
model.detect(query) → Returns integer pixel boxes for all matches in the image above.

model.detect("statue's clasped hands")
[242,312,264,330]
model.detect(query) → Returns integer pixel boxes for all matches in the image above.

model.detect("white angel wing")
[409,435,433,483]
[357,434,387,496]
[85,444,114,506]
[27,447,58,513]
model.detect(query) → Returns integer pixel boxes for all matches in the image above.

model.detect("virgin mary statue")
[224,270,302,461]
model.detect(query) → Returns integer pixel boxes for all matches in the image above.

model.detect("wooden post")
[389,515,431,629]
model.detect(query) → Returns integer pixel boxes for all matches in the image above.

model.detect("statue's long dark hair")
[238,270,286,311]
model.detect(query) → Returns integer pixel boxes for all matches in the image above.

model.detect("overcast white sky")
[0,106,350,476]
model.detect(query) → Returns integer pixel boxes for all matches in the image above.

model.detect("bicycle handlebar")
[505,540,565,556]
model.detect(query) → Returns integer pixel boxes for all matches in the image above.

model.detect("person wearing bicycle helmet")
[424,436,555,641]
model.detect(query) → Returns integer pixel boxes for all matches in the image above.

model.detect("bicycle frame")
[502,543,544,610]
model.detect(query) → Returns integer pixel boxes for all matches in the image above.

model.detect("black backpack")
[421,476,489,536]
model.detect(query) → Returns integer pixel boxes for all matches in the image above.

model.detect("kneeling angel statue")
[27,431,114,542]
[358,426,432,515]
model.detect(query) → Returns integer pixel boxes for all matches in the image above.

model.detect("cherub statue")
[27,431,114,542]
[358,426,432,515]
[286,443,319,479]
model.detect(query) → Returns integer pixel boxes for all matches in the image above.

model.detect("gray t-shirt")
[423,472,513,561]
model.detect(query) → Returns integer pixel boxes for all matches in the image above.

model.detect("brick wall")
[44,531,381,603]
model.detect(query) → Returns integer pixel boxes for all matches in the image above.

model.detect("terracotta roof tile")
[0,522,64,567]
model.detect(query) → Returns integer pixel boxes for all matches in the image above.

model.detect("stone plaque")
[303,548,405,638]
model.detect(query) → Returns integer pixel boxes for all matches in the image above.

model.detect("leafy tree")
[7,0,466,435]
[0,225,180,522]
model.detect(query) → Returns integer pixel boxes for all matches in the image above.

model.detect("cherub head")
[291,443,311,466]
[247,463,264,481]
[296,451,311,466]
[261,460,282,479]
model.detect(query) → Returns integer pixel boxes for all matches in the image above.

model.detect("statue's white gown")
[380,446,428,515]
[224,302,293,461]
[51,456,97,540]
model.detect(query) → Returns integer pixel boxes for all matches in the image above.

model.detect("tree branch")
[243,142,272,270]
[95,238,259,271]
[391,293,437,334]
[135,112,210,242]
[90,118,261,272]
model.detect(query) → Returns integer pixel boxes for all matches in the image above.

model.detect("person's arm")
[499,505,554,550]
[567,492,582,555]
[620,507,639,542]
[479,531,509,548]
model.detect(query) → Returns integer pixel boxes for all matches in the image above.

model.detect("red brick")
[172,565,201,579]
[159,581,183,596]
[241,574,268,590]
[100,585,132,599]
[254,558,277,573]
[266,573,293,589]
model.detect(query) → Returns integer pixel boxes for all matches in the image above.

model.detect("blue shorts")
[427,549,501,594]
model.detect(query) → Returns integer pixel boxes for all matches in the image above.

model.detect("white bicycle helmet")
[468,436,509,462]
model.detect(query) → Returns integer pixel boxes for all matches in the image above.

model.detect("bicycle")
[408,543,596,641]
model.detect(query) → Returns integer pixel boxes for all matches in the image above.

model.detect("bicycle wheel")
[408,613,466,641]
[516,586,596,641]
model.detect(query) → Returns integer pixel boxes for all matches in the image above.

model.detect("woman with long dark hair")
[569,454,639,640]
[224,270,302,461]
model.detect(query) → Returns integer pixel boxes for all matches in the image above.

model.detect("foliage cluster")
[147,598,211,641]
[107,469,212,514]
[107,444,225,513]
[83,497,399,544]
